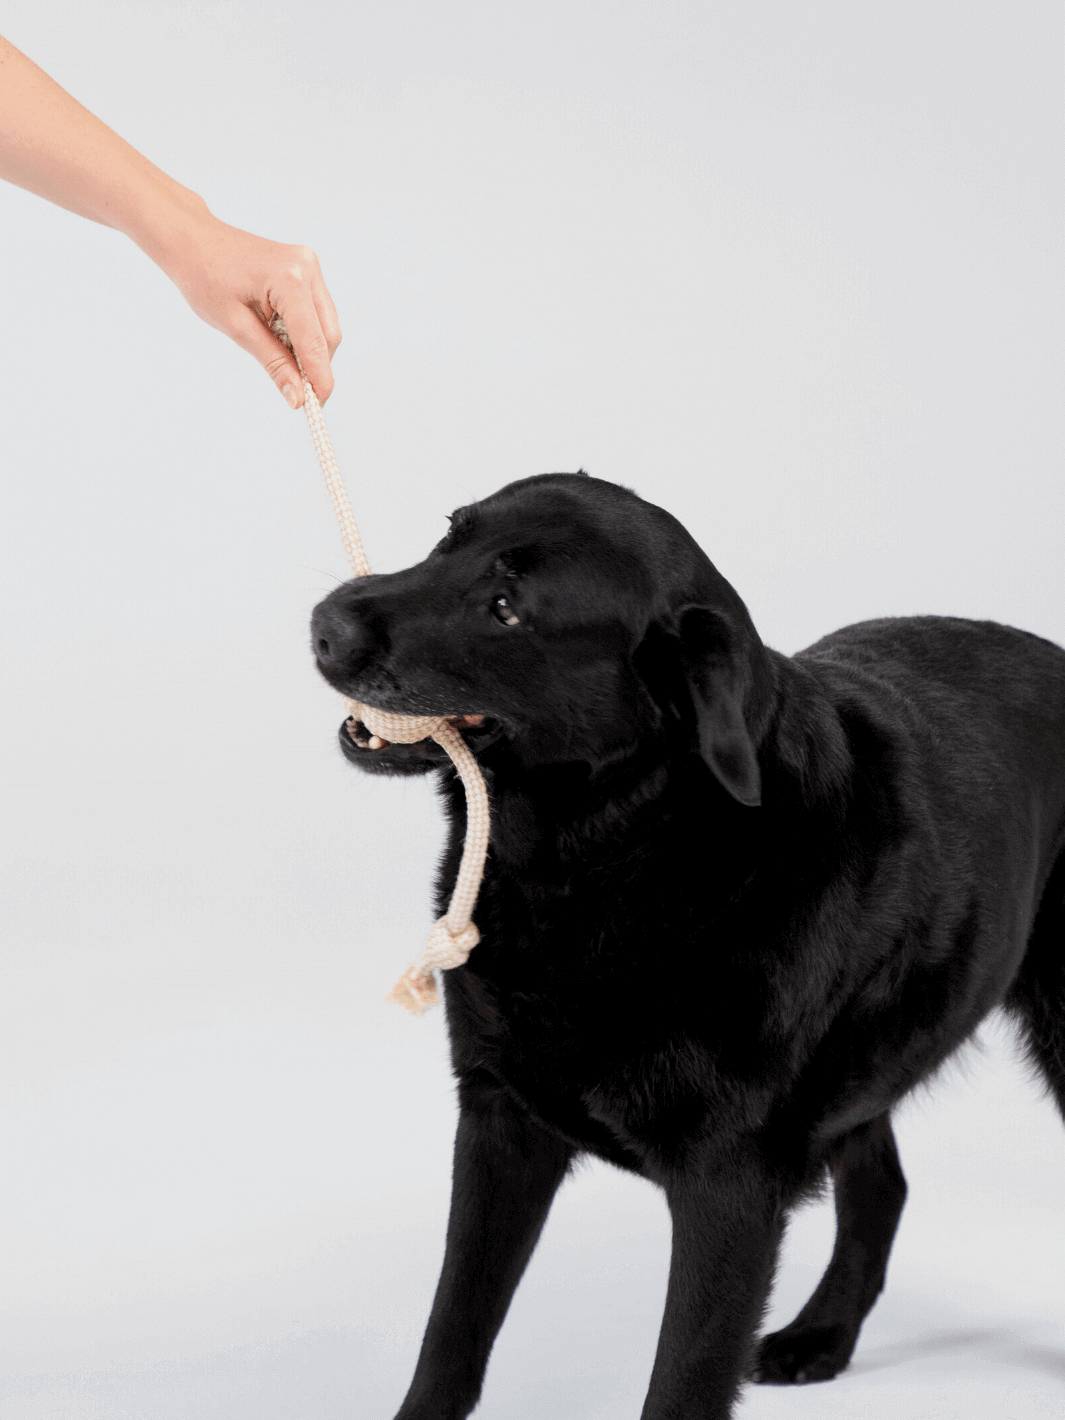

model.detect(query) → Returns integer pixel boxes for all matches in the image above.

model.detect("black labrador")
[310,472,1065,1420]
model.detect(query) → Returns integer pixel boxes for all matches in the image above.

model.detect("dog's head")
[310,473,767,805]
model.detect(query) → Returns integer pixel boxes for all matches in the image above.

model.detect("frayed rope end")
[385,968,439,1016]
[386,917,481,1014]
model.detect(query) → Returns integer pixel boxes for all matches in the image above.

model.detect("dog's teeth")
[368,735,388,749]
[346,719,371,749]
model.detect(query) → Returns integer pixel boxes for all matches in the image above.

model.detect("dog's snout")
[311,601,370,676]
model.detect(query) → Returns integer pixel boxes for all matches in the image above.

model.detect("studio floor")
[1,1002,1061,1420]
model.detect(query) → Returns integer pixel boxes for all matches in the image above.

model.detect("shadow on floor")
[849,1327,1065,1382]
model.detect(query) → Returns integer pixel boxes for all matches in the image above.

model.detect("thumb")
[226,303,306,408]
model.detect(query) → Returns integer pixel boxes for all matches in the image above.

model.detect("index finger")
[274,290,334,405]
[311,271,343,361]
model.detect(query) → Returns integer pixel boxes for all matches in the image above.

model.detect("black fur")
[310,473,1065,1419]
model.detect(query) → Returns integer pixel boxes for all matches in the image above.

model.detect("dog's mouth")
[339,712,505,767]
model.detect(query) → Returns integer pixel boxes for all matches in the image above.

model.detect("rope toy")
[271,315,490,1015]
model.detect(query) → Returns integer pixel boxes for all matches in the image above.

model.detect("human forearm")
[0,35,340,405]
[0,35,203,239]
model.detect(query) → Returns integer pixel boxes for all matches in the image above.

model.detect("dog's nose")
[311,601,370,674]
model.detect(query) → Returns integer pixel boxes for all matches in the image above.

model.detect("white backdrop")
[1,4,1062,1417]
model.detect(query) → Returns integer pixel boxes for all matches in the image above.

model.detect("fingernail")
[282,383,299,409]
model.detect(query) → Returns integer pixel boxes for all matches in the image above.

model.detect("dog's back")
[799,614,1065,842]
[794,614,1065,1082]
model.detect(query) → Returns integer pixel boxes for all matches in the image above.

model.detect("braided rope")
[272,315,489,1015]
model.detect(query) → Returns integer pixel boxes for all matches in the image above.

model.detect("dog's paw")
[751,1323,856,1385]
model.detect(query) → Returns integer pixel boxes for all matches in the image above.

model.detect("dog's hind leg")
[1005,858,1065,1123]
[753,1112,907,1385]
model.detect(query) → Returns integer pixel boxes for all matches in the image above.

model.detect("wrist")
[120,172,215,284]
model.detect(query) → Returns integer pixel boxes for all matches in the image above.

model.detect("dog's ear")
[677,605,762,807]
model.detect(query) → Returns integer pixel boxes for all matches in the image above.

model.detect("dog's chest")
[447,954,717,1168]
[442,804,757,1161]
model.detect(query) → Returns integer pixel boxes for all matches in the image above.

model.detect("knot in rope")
[385,917,482,1016]
[271,314,490,1015]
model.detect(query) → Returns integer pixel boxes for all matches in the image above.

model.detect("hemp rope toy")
[270,315,490,1016]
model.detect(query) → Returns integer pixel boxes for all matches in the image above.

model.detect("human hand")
[0,34,342,410]
[161,212,342,408]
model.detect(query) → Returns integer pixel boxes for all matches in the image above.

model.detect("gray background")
[1,3,1063,1417]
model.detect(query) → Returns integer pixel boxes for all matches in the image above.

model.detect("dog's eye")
[492,595,520,627]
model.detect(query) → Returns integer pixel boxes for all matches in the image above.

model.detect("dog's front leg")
[640,1152,785,1420]
[394,1073,573,1420]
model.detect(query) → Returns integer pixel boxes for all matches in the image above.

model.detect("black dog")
[311,473,1065,1419]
